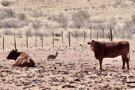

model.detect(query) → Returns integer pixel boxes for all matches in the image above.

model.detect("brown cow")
[7,49,35,67]
[88,40,130,70]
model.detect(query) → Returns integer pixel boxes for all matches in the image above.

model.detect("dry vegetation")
[0,0,135,89]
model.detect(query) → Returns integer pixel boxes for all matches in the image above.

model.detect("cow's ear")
[15,49,17,52]
[92,40,95,42]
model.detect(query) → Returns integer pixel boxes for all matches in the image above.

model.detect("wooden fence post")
[68,31,70,47]
[110,29,113,41]
[52,31,54,45]
[61,31,63,44]
[3,36,4,51]
[14,34,16,50]
[41,34,43,47]
[84,31,86,42]
[26,35,28,49]
[90,29,92,40]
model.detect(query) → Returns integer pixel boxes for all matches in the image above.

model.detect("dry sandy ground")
[0,38,135,90]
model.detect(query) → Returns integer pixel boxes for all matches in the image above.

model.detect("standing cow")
[88,40,130,70]
[7,49,35,67]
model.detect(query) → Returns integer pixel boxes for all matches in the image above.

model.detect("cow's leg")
[122,55,129,69]
[99,59,103,70]
[122,56,126,69]
[126,59,129,69]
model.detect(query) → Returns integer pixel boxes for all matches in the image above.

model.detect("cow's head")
[7,49,18,60]
[87,40,96,51]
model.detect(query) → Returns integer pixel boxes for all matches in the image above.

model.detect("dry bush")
[100,4,106,9]
[2,29,14,35]
[72,10,90,29]
[45,23,53,29]
[71,31,87,38]
[33,30,43,37]
[1,0,10,6]
[43,31,50,37]
[0,18,28,28]
[15,30,23,38]
[25,29,33,37]
[16,13,26,20]
[0,8,15,19]
[52,13,68,28]
[32,20,41,29]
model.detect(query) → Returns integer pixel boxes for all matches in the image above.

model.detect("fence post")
[14,34,16,50]
[26,35,28,49]
[68,31,70,47]
[52,31,54,45]
[61,31,63,44]
[3,36,4,51]
[84,31,86,42]
[90,29,92,40]
[41,34,43,47]
[110,29,113,41]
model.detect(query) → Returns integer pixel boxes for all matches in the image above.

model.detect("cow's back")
[15,52,35,67]
[103,41,129,58]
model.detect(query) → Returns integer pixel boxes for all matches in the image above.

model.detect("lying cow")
[88,40,130,70]
[7,49,35,67]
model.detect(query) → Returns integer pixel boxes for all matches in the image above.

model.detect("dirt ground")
[0,38,135,90]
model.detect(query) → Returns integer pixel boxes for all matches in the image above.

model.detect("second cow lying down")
[7,49,35,67]
[88,40,130,70]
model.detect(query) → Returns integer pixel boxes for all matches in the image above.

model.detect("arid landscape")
[0,0,135,90]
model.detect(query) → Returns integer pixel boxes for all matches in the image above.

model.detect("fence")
[0,28,132,52]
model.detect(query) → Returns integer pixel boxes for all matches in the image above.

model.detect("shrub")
[17,13,26,20]
[0,18,28,28]
[32,20,41,29]
[43,31,50,37]
[2,29,14,35]
[1,0,10,6]
[72,10,90,29]
[15,30,22,38]
[0,8,15,19]
[25,29,33,37]
[33,30,43,37]
[52,13,68,28]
